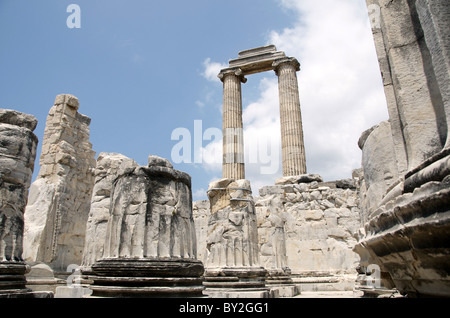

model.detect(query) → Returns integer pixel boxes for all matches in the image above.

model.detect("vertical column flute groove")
[219,68,247,180]
[273,58,307,177]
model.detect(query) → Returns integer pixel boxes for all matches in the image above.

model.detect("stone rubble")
[194,176,361,294]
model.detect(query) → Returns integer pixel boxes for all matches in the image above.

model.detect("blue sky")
[0,0,388,200]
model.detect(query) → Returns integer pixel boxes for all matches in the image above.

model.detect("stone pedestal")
[24,262,65,294]
[356,149,450,297]
[0,262,30,297]
[85,258,204,298]
[265,268,299,298]
[203,267,269,298]
[203,179,270,298]
[0,262,53,298]
[82,155,205,297]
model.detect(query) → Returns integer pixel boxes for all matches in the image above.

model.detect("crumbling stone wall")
[256,178,360,277]
[23,94,96,272]
[194,175,362,289]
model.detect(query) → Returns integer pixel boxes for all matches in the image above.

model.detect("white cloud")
[193,188,207,201]
[242,78,283,191]
[200,136,222,172]
[198,77,283,193]
[267,0,388,181]
[202,58,227,82]
[197,0,389,195]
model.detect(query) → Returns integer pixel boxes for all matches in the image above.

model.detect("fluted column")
[219,68,247,180]
[273,58,307,177]
[416,0,450,150]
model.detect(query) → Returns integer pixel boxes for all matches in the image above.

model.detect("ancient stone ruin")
[0,0,448,299]
[354,0,450,298]
[80,154,204,297]
[202,178,269,297]
[0,109,50,297]
[195,46,309,298]
[21,94,96,293]
[220,45,306,180]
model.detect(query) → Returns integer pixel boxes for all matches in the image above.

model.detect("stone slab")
[55,285,92,298]
[0,109,37,131]
[228,45,286,75]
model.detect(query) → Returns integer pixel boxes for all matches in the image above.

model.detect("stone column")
[273,57,307,177]
[366,0,408,175]
[203,178,269,298]
[219,68,247,180]
[0,109,52,297]
[416,0,450,150]
[82,155,205,298]
[376,0,444,170]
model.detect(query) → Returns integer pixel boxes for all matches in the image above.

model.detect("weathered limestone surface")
[194,176,361,293]
[193,200,209,266]
[273,57,307,177]
[0,109,38,263]
[0,109,50,297]
[358,121,400,219]
[229,45,286,75]
[219,46,307,178]
[219,69,246,180]
[254,194,299,297]
[256,179,361,291]
[205,179,260,269]
[275,174,323,185]
[356,0,450,297]
[23,94,96,272]
[369,0,446,171]
[416,0,450,149]
[367,0,409,174]
[83,155,204,298]
[81,153,139,268]
[104,157,197,259]
[202,179,270,298]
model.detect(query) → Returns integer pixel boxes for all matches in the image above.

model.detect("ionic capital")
[272,57,300,76]
[218,68,247,83]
